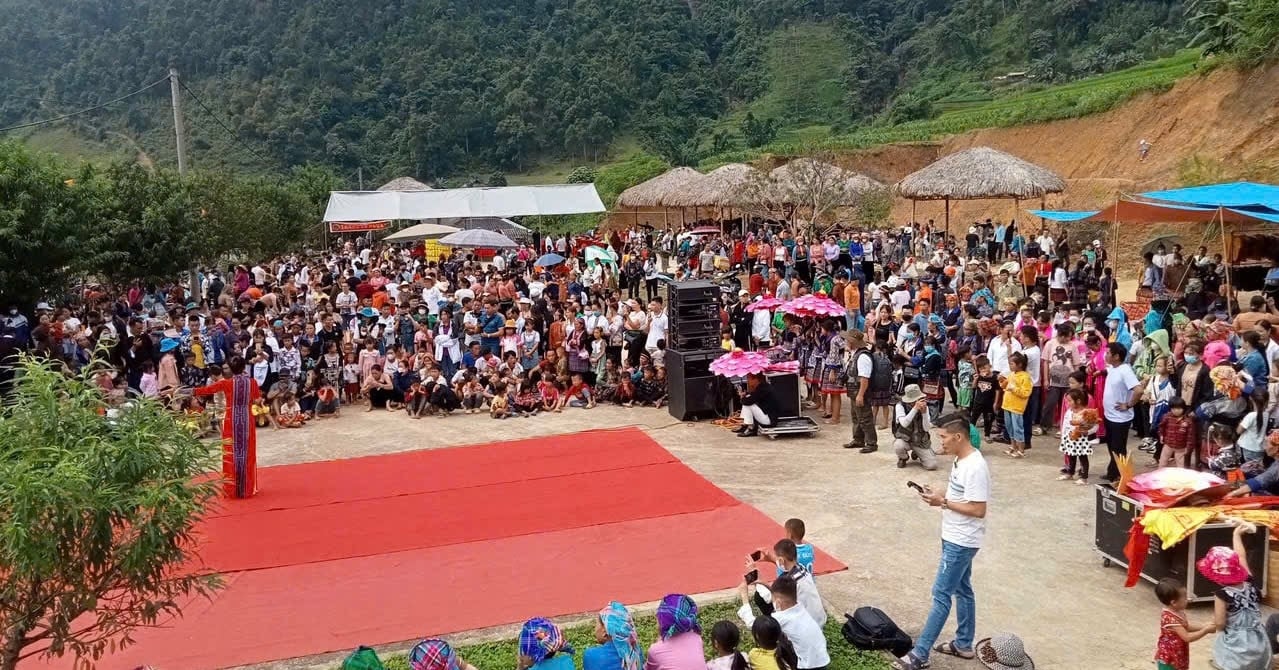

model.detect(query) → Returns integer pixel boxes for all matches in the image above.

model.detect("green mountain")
[0,0,1188,183]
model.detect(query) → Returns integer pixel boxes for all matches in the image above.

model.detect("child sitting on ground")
[1153,578,1214,670]
[708,621,749,670]
[1157,397,1197,469]
[490,381,512,419]
[315,378,340,418]
[564,373,595,409]
[276,391,306,429]
[747,614,799,670]
[404,380,429,418]
[460,373,485,413]
[251,396,272,428]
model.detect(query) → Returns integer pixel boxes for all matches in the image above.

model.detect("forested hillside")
[1,0,1189,182]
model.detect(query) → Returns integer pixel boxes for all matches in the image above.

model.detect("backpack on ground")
[341,646,386,670]
[869,351,893,392]
[841,607,913,657]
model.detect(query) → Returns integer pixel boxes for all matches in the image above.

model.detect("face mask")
[1185,354,1199,364]
[7,309,15,315]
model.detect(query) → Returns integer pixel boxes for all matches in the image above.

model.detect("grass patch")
[700,49,1203,169]
[345,600,890,670]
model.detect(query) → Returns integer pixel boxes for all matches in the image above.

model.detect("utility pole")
[357,166,364,190]
[169,67,199,302]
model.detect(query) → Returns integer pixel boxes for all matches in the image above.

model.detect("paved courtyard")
[243,403,1216,670]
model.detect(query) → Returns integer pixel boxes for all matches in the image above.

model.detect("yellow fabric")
[748,648,781,670]
[1001,371,1032,414]
[1141,507,1279,549]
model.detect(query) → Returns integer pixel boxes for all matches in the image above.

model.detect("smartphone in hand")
[744,569,759,585]
[749,550,763,562]
[907,481,926,493]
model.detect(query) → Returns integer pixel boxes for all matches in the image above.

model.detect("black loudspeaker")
[666,348,726,421]
[666,280,719,306]
[667,280,722,353]
[765,371,801,418]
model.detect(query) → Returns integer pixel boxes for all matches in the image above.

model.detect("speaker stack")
[664,281,727,421]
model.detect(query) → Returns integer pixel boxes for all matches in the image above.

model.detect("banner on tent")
[329,221,389,233]
[423,239,450,260]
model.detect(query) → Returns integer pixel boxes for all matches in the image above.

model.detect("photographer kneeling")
[736,372,780,438]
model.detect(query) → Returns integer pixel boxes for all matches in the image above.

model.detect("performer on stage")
[194,356,260,498]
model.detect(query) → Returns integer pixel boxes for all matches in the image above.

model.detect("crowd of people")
[5,213,1279,670]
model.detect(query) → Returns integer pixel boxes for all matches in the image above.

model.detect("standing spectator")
[1102,343,1145,483]
[893,415,990,670]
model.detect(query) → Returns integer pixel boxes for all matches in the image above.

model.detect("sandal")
[933,641,975,660]
[1056,474,1072,481]
[889,656,927,670]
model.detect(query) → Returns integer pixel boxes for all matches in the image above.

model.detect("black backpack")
[869,351,893,392]
[841,607,913,657]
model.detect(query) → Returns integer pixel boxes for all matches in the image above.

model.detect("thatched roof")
[377,177,434,192]
[894,147,1065,201]
[616,167,705,207]
[767,159,885,206]
[665,163,762,207]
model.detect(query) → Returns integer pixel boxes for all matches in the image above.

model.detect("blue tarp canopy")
[1029,195,1279,224]
[1139,181,1279,209]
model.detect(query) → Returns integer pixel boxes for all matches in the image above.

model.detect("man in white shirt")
[1102,342,1145,482]
[420,277,443,317]
[1035,232,1055,258]
[1018,326,1042,449]
[736,575,830,670]
[985,319,1021,376]
[899,415,990,670]
[645,298,668,353]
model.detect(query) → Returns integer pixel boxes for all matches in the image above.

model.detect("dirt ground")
[230,396,1233,670]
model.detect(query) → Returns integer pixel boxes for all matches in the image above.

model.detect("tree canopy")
[0,0,1194,181]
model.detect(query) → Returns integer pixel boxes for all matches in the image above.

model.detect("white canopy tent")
[322,184,605,222]
[382,223,461,242]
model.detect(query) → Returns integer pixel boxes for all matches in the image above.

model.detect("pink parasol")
[780,293,846,318]
[709,349,771,377]
[746,295,784,312]
[764,360,800,374]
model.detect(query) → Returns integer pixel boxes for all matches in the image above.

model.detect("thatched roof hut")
[894,147,1064,201]
[377,177,434,192]
[768,159,885,206]
[665,163,762,207]
[616,167,705,208]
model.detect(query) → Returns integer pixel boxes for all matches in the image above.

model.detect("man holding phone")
[892,415,990,670]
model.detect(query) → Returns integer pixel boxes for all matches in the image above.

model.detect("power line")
[177,78,275,167]
[0,77,170,133]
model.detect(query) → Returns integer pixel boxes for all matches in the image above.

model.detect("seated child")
[276,392,306,428]
[460,374,485,413]
[490,382,512,419]
[251,396,272,428]
[315,379,340,418]
[404,380,429,418]
[564,373,595,409]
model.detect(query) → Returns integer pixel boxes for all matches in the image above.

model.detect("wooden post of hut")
[944,198,951,238]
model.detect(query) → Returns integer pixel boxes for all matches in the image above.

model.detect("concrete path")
[243,403,1214,670]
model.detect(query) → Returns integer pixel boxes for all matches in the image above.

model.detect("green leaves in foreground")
[0,355,221,670]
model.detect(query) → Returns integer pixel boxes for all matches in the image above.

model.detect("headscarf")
[409,640,462,670]
[519,618,573,663]
[656,594,700,639]
[1105,307,1132,349]
[599,601,642,670]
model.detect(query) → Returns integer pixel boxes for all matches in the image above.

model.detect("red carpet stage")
[71,428,845,669]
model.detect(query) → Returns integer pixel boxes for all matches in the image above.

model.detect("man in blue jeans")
[893,415,991,670]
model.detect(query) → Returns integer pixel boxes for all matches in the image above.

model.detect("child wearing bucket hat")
[1198,521,1272,670]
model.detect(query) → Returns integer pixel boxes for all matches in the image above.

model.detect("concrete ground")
[230,398,1229,670]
